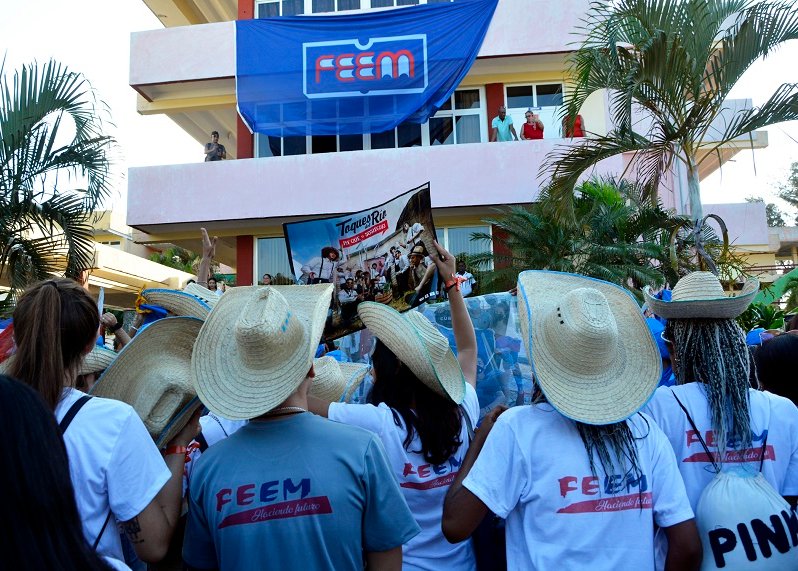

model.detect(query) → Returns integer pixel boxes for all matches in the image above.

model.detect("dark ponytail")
[10,279,99,409]
[368,340,463,465]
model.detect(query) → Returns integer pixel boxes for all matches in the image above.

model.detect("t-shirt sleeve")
[646,417,694,528]
[507,116,514,126]
[182,482,218,569]
[361,437,420,551]
[328,402,387,438]
[491,117,498,128]
[107,410,171,522]
[462,414,527,518]
[775,398,798,496]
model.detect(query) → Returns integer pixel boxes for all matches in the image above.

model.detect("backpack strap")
[195,431,209,453]
[671,389,720,473]
[92,511,113,551]
[758,430,769,472]
[59,395,92,434]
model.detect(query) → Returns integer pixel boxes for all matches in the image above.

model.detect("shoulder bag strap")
[57,395,113,550]
[460,404,475,444]
[671,389,720,473]
[759,431,769,473]
[59,395,92,434]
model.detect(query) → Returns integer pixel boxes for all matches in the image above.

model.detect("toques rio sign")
[303,35,428,99]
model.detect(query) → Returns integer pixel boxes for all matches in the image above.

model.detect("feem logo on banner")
[303,35,428,99]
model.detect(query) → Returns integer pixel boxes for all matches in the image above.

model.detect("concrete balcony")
[127,138,623,232]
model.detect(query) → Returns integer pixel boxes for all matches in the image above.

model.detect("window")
[312,0,360,13]
[254,88,485,157]
[258,0,448,15]
[505,83,566,138]
[256,237,295,283]
[99,240,121,248]
[257,0,304,16]
[442,226,492,260]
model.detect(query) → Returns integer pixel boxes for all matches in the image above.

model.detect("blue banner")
[236,0,498,136]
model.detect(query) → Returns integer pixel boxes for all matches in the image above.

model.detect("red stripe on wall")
[237,235,254,286]
[485,83,505,138]
[238,0,254,20]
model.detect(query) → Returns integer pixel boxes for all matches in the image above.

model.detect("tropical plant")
[737,302,786,331]
[149,246,196,274]
[0,60,116,313]
[546,0,798,271]
[777,161,798,225]
[471,177,692,298]
[783,276,798,312]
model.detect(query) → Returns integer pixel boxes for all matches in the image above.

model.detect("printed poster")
[283,183,438,341]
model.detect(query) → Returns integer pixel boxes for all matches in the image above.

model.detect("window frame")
[254,235,296,283]
[503,82,566,109]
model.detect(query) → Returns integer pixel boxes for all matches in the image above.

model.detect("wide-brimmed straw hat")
[357,302,465,404]
[643,271,758,319]
[91,316,203,445]
[517,270,660,425]
[142,288,213,319]
[79,346,117,376]
[155,397,203,448]
[311,356,369,402]
[192,284,333,420]
[183,283,220,307]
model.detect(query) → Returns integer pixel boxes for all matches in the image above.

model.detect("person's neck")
[253,393,308,422]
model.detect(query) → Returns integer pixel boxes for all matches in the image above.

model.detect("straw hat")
[311,356,369,402]
[192,284,333,420]
[517,270,661,425]
[142,288,213,319]
[79,346,117,376]
[90,316,203,444]
[184,283,220,307]
[643,272,758,319]
[357,302,465,404]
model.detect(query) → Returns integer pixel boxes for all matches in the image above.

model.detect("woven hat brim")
[643,278,758,319]
[310,357,348,402]
[191,284,333,420]
[142,289,211,320]
[91,317,203,437]
[183,283,219,307]
[155,397,203,449]
[79,347,117,376]
[358,302,465,404]
[518,271,661,425]
[341,363,369,402]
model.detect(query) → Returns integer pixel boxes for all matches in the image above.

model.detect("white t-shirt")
[643,383,798,510]
[463,406,693,571]
[405,223,424,247]
[328,383,479,571]
[456,272,475,297]
[55,388,171,562]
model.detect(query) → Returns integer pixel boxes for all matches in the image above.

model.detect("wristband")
[108,322,123,333]
[163,445,187,457]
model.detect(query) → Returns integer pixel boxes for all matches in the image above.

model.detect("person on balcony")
[520,110,544,140]
[490,106,518,142]
[562,114,586,138]
[203,131,227,162]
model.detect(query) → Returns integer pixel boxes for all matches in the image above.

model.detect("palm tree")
[0,60,115,312]
[546,0,798,272]
[472,177,685,298]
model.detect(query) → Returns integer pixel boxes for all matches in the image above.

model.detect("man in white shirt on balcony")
[490,106,518,142]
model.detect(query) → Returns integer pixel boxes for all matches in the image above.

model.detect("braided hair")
[666,318,752,456]
[533,388,646,484]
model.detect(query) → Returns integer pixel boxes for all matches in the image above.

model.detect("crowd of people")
[1,224,797,571]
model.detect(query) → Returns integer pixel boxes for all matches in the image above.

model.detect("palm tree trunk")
[686,160,703,222]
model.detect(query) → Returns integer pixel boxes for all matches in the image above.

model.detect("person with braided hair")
[642,272,798,513]
[442,271,700,571]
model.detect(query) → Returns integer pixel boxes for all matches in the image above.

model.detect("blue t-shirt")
[183,413,420,570]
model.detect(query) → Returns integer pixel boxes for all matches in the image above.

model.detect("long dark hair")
[368,340,463,465]
[0,375,111,570]
[10,279,99,410]
[755,334,798,406]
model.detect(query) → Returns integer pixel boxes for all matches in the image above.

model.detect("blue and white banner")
[236,0,498,136]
